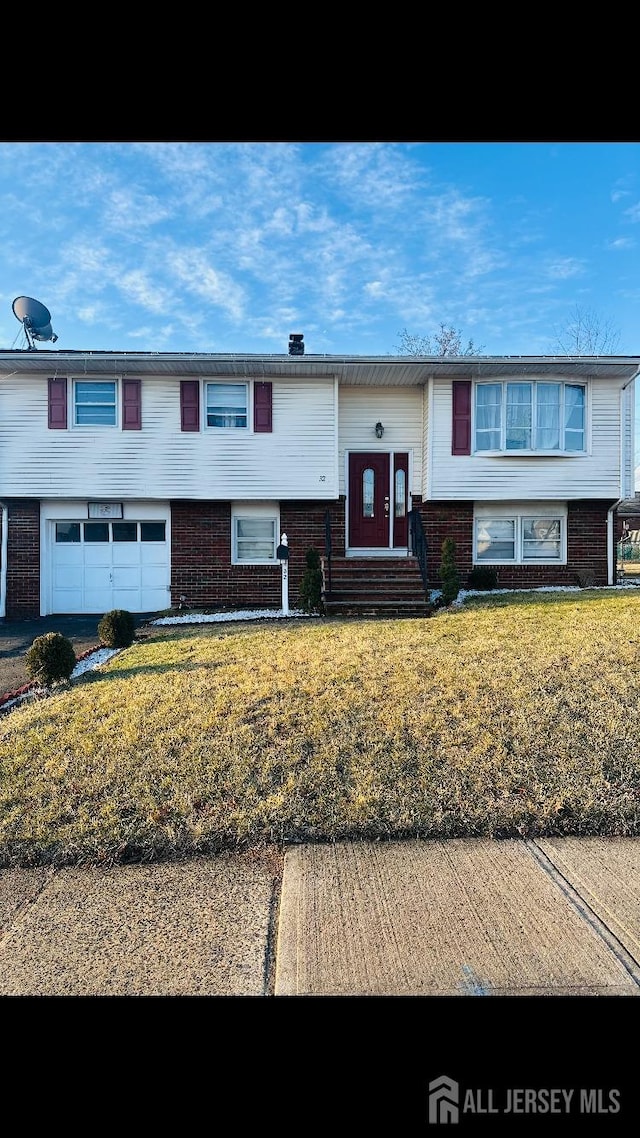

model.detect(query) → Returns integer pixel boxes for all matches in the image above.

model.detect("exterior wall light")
[375,421,384,439]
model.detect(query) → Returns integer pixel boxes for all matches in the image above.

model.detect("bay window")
[475,382,585,453]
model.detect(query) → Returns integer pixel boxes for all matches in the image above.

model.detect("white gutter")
[0,503,7,617]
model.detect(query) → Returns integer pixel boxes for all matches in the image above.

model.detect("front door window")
[362,468,375,517]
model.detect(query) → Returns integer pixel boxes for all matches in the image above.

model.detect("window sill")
[473,450,585,458]
[473,560,567,567]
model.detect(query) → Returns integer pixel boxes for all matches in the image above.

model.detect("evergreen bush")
[25,632,77,687]
[98,609,136,648]
[299,547,324,614]
[466,566,499,591]
[440,537,461,605]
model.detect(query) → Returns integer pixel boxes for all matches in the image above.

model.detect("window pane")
[56,522,80,543]
[475,384,501,450]
[84,522,109,542]
[235,517,276,560]
[140,522,166,542]
[564,385,585,450]
[112,522,137,542]
[394,469,406,517]
[76,383,116,403]
[523,517,561,560]
[75,382,116,426]
[506,384,532,450]
[362,469,374,517]
[206,383,247,428]
[236,518,274,540]
[536,384,560,449]
[476,519,515,561]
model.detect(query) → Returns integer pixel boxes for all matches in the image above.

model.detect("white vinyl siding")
[338,386,423,496]
[0,375,337,499]
[429,377,626,500]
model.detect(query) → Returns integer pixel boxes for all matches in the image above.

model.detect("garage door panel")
[84,546,113,567]
[86,567,112,588]
[54,565,83,589]
[113,545,140,565]
[52,590,84,614]
[142,587,169,610]
[140,545,167,565]
[112,566,140,588]
[54,546,83,567]
[84,588,115,611]
[112,589,141,609]
[142,566,168,588]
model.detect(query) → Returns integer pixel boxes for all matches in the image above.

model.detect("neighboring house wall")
[428,376,628,501]
[338,386,423,497]
[0,374,338,500]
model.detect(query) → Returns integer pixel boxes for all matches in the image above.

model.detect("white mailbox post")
[277,532,290,615]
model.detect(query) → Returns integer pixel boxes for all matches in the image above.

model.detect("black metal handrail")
[323,509,332,594]
[408,508,428,591]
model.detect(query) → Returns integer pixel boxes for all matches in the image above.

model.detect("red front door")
[348,452,390,547]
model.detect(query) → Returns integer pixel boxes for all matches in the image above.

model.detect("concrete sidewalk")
[0,837,638,997]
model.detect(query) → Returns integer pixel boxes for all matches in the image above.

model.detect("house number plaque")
[88,502,124,519]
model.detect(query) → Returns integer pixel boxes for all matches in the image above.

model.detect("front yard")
[1,590,639,866]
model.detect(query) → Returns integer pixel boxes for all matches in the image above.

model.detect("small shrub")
[575,572,597,589]
[299,547,324,614]
[98,609,136,648]
[466,566,499,591]
[440,537,461,605]
[25,632,76,687]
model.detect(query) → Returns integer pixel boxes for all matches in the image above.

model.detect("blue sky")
[1,140,639,473]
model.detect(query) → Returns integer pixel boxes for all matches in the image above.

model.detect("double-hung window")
[231,502,279,564]
[206,383,248,428]
[233,517,277,563]
[475,382,585,453]
[74,381,117,426]
[475,512,564,563]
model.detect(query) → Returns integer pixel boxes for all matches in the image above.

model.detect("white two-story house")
[0,350,638,618]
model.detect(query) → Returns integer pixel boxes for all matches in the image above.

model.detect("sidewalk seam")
[526,839,640,990]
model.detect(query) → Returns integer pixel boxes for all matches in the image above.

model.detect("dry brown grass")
[1,591,639,866]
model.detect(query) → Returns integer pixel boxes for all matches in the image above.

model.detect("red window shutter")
[180,381,200,431]
[122,379,141,430]
[253,381,272,433]
[48,377,67,429]
[452,380,472,455]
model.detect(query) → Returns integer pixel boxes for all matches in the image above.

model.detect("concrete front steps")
[321,555,430,618]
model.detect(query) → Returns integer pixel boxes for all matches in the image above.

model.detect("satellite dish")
[12,296,58,350]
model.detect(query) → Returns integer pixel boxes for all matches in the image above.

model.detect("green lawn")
[1,590,640,867]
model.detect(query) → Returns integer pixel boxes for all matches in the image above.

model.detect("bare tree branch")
[552,306,622,355]
[396,323,485,357]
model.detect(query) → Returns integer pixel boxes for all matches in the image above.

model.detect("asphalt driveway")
[0,614,156,698]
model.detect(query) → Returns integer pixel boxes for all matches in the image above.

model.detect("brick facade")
[5,500,40,618]
[170,498,345,611]
[0,495,615,620]
[409,499,613,589]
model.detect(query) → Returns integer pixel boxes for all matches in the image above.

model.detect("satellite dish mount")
[12,296,58,350]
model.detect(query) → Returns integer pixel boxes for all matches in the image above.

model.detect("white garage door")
[51,519,170,614]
